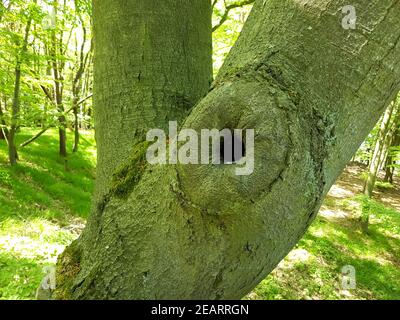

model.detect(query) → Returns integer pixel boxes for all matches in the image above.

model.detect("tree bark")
[54,0,400,300]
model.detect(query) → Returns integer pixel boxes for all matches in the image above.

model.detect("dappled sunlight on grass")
[0,234,67,262]
[328,184,355,199]
[0,252,45,299]
[0,128,95,299]
[250,165,400,300]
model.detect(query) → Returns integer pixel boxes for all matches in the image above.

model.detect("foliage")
[212,0,252,75]
[0,0,93,163]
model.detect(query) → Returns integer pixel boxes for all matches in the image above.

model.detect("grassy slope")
[0,128,95,299]
[0,129,399,300]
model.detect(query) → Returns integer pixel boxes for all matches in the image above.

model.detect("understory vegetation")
[1,129,398,300]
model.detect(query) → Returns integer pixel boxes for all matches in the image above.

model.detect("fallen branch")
[19,126,53,148]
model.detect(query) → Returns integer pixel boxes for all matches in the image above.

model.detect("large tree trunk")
[53,0,400,300]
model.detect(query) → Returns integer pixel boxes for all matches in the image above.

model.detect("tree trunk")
[50,0,68,159]
[72,105,79,153]
[361,101,396,233]
[379,102,399,171]
[72,18,90,153]
[53,0,400,300]
[384,119,400,183]
[0,102,9,141]
[363,102,396,197]
[7,5,35,165]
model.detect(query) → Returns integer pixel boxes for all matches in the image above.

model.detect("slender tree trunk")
[50,0,68,159]
[363,102,396,197]
[72,18,90,153]
[53,0,400,300]
[72,104,79,152]
[384,149,397,183]
[52,65,67,159]
[0,101,9,141]
[361,99,397,233]
[379,103,399,171]
[8,66,21,165]
[7,5,35,165]
[384,118,400,183]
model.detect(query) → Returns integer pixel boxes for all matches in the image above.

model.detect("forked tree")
[51,0,400,299]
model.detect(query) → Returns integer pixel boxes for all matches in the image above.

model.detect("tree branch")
[19,126,53,148]
[212,0,255,32]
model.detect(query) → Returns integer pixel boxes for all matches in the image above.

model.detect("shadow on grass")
[0,129,96,222]
[300,221,400,299]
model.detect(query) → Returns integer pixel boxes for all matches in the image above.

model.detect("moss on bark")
[109,140,151,199]
[53,240,82,300]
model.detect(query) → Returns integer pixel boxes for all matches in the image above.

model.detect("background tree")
[212,0,255,32]
[0,0,92,164]
[364,100,397,197]
[3,0,38,165]
[361,97,398,232]
[70,0,92,152]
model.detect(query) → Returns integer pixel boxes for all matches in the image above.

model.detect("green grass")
[0,128,95,299]
[0,128,399,300]
[250,195,400,300]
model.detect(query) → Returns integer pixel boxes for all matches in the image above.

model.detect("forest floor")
[0,128,399,300]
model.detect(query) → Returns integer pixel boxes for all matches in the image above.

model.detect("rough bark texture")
[54,0,400,300]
